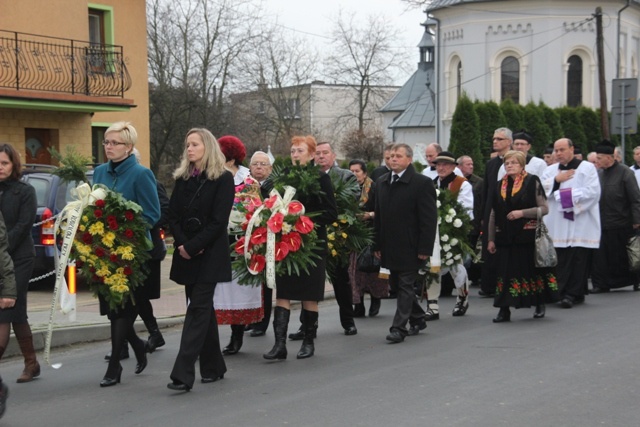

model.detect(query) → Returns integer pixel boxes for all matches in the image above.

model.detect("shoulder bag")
[534,208,557,268]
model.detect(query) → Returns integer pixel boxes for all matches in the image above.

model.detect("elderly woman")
[263,135,337,361]
[487,150,558,322]
[348,159,388,317]
[214,136,263,355]
[0,143,39,383]
[167,128,234,392]
[93,122,161,386]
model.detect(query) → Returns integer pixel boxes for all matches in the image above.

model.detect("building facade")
[231,81,399,159]
[0,0,149,166]
[386,0,640,150]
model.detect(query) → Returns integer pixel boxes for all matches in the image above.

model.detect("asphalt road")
[2,289,640,427]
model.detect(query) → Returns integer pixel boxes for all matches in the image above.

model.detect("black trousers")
[592,228,637,290]
[389,269,426,336]
[328,264,356,329]
[556,247,592,301]
[170,282,226,388]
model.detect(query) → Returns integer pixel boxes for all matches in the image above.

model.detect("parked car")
[21,164,93,287]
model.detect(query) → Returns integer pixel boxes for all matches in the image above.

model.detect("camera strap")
[185,179,207,212]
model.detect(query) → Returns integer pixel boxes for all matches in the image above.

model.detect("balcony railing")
[0,30,132,98]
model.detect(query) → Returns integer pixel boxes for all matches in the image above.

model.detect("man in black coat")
[479,127,512,297]
[374,143,437,343]
[370,143,395,182]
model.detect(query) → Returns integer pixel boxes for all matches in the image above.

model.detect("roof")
[379,64,436,129]
[428,0,640,12]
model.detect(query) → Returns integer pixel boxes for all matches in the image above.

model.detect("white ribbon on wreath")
[243,185,299,289]
[44,183,107,368]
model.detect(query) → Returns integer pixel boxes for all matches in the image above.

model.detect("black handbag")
[356,246,380,273]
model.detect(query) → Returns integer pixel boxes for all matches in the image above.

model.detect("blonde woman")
[167,128,235,392]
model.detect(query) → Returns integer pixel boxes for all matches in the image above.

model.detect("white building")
[383,0,640,150]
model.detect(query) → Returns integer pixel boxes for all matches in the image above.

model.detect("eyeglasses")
[250,162,270,167]
[102,139,127,147]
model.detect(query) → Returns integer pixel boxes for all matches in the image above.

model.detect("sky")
[264,0,427,85]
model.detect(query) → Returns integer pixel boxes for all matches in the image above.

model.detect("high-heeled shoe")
[100,365,122,387]
[167,381,191,392]
[533,304,546,319]
[132,339,147,375]
[201,374,224,384]
[492,308,511,323]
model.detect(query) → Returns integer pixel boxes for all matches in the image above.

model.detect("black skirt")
[275,257,326,301]
[139,259,161,300]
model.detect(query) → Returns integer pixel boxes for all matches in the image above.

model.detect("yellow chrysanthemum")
[331,249,338,257]
[78,224,86,232]
[341,232,348,239]
[96,267,111,278]
[327,242,334,249]
[340,218,347,224]
[327,233,335,241]
[101,232,116,248]
[82,215,89,223]
[332,222,338,227]
[88,221,105,236]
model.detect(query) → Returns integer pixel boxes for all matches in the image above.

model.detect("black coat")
[481,156,504,232]
[373,164,437,271]
[169,171,235,285]
[0,179,36,260]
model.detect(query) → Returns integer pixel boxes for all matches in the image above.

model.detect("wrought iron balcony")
[0,30,132,98]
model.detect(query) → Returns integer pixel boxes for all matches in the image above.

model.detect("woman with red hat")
[215,136,264,355]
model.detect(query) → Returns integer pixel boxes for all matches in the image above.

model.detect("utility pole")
[596,7,610,140]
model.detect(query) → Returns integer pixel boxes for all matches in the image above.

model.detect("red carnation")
[249,253,266,273]
[95,199,105,208]
[76,259,84,268]
[124,229,134,238]
[274,241,290,261]
[95,247,105,257]
[294,216,314,234]
[108,220,119,230]
[82,232,93,244]
[125,211,134,221]
[89,266,96,273]
[107,215,116,223]
[94,209,103,218]
[123,266,133,275]
[282,231,302,252]
[288,201,303,215]
[250,227,268,246]
[110,254,118,262]
[267,212,284,233]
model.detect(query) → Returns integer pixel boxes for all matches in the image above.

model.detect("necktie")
[392,174,399,183]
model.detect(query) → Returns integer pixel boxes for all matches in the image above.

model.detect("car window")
[24,176,51,208]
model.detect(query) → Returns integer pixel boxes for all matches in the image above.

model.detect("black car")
[21,165,93,286]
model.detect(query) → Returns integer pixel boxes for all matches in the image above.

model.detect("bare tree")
[325,11,407,133]
[146,0,262,181]
[400,0,434,7]
[229,26,319,156]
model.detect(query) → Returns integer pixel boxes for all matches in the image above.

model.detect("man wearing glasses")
[479,128,512,298]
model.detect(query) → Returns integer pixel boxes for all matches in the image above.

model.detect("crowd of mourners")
[0,123,638,414]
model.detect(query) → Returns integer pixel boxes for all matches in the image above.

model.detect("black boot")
[223,325,244,355]
[288,309,317,340]
[297,310,318,359]
[493,307,511,323]
[264,307,290,360]
[143,317,165,353]
[369,297,381,317]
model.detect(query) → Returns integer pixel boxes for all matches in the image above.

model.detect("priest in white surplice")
[540,138,601,308]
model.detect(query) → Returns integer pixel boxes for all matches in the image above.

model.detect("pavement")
[6,257,337,358]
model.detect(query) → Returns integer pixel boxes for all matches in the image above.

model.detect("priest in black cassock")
[591,140,640,293]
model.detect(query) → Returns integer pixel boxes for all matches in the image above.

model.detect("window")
[87,7,114,74]
[567,55,583,107]
[501,56,519,103]
[92,126,108,164]
[88,10,105,46]
[281,98,300,119]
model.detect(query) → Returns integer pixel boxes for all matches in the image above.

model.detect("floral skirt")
[494,242,560,309]
[348,252,389,303]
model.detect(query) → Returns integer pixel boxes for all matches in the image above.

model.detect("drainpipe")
[617,0,630,79]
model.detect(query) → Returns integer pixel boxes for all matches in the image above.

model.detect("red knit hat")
[218,135,246,163]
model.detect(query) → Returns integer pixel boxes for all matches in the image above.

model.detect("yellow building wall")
[0,109,92,162]
[0,0,150,167]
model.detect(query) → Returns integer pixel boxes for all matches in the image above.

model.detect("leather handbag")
[534,208,557,268]
[627,233,640,272]
[356,246,380,273]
